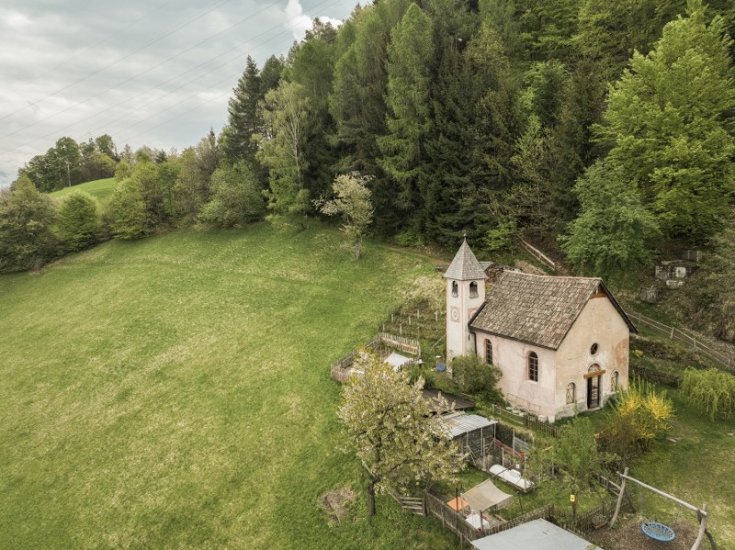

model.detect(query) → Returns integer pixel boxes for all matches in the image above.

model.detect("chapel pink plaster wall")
[475,333,559,420]
[554,296,630,418]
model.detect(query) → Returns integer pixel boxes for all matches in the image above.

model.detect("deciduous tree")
[338,353,463,516]
[596,0,735,244]
[255,81,311,225]
[109,179,149,240]
[0,176,57,272]
[318,173,373,259]
[57,192,99,251]
[200,162,265,228]
[561,160,659,279]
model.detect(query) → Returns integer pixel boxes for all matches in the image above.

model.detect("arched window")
[451,281,458,297]
[566,383,576,405]
[611,371,620,392]
[469,281,478,298]
[485,339,493,364]
[528,352,538,382]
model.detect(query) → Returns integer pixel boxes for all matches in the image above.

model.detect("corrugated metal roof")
[471,519,601,550]
[441,413,496,438]
[444,239,487,281]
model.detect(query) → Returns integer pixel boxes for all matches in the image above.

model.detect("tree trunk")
[367,479,377,516]
[354,236,362,260]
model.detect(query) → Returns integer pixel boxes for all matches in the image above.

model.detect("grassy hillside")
[49,177,116,203]
[0,225,455,549]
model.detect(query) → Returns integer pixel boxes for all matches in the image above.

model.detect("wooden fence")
[626,310,735,371]
[490,404,559,438]
[519,238,556,272]
[423,491,484,545]
[397,491,610,546]
[377,332,421,356]
[484,504,555,536]
[388,490,425,516]
[330,333,422,383]
[554,499,614,533]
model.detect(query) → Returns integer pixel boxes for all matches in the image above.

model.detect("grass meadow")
[49,177,116,203]
[0,224,455,549]
[629,390,735,545]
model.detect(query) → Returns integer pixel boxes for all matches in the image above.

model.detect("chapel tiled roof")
[444,239,487,280]
[469,271,635,350]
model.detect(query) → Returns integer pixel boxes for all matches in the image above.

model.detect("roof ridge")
[500,271,601,282]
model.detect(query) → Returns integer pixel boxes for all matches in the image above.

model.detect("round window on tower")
[590,343,599,355]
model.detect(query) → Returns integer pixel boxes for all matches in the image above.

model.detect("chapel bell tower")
[444,237,487,361]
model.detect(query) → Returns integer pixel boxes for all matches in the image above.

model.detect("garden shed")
[439,412,496,463]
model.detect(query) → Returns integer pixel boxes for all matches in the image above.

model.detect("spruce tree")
[378,3,435,233]
[287,20,339,203]
[222,56,262,165]
[329,0,412,234]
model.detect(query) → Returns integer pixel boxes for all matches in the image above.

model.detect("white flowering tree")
[338,352,463,516]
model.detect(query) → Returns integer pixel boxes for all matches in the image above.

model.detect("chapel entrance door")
[586,364,602,409]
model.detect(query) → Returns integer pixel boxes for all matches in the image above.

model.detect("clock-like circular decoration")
[450,307,460,321]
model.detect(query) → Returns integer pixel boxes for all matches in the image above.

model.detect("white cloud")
[284,0,342,40]
[0,9,32,30]
[0,0,355,188]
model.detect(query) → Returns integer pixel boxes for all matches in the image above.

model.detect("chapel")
[445,238,636,421]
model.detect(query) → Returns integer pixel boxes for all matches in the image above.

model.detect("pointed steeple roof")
[444,238,487,280]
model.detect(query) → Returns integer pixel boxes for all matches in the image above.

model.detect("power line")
[0,0,236,123]
[115,2,348,146]
[8,0,345,154]
[1,0,285,141]
[7,0,290,149]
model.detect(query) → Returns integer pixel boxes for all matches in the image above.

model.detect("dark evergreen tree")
[423,0,486,243]
[221,56,262,165]
[287,19,339,203]
[329,0,412,235]
[378,4,435,235]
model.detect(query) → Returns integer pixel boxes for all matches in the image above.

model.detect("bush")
[406,364,435,389]
[0,176,57,272]
[199,162,265,228]
[57,192,99,251]
[450,355,502,401]
[109,179,149,240]
[599,380,673,462]
[483,219,516,252]
[554,417,611,492]
[681,368,735,421]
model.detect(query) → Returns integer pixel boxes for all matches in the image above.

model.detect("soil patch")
[319,487,357,525]
[589,514,697,550]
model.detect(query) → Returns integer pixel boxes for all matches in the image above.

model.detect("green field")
[49,177,116,203]
[0,225,455,548]
[629,390,735,544]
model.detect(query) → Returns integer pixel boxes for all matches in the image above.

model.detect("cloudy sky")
[0,0,355,187]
